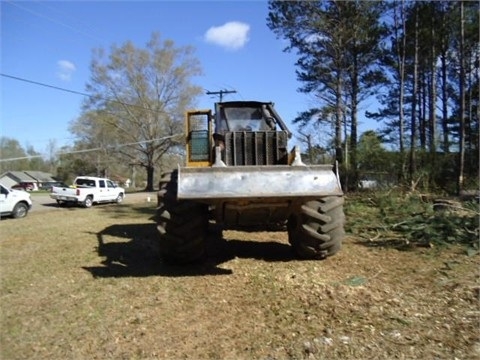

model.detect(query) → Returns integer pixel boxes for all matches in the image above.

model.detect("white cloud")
[56,60,76,81]
[204,21,250,51]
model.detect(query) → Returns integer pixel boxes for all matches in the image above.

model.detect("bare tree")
[73,33,202,190]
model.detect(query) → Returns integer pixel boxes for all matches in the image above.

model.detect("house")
[0,171,57,190]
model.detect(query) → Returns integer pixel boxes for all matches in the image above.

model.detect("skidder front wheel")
[288,196,345,260]
[157,171,209,264]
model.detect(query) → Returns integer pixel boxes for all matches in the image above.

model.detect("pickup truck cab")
[0,183,33,218]
[50,176,125,208]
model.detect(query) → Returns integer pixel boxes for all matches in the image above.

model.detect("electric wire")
[0,75,182,159]
[2,1,188,159]
[1,73,171,114]
[1,73,91,97]
[0,134,183,162]
[4,0,105,43]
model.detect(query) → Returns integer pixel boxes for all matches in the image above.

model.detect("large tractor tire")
[287,196,345,260]
[157,171,209,264]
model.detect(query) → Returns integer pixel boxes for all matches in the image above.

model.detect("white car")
[0,183,33,219]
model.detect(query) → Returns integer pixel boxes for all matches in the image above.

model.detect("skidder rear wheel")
[157,171,209,264]
[288,196,345,259]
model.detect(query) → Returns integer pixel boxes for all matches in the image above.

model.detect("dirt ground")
[0,201,479,359]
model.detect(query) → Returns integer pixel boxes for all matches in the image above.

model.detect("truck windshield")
[222,107,273,132]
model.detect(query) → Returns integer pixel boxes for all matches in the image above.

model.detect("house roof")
[0,171,37,182]
[24,171,56,182]
[0,171,55,183]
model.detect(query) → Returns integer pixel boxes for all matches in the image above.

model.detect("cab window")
[221,107,272,132]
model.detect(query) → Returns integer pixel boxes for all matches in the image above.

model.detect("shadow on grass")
[40,201,155,216]
[41,202,86,210]
[83,223,296,278]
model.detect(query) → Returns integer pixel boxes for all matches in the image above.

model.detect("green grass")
[1,199,478,359]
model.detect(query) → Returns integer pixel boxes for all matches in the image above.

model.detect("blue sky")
[1,0,379,155]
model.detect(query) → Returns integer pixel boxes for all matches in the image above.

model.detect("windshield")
[221,107,273,132]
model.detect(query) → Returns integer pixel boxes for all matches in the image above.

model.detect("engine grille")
[224,131,288,166]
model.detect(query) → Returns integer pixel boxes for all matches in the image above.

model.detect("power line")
[5,0,105,43]
[1,73,169,114]
[1,73,186,157]
[0,134,183,163]
[1,73,90,97]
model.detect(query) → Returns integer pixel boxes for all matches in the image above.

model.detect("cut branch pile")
[346,193,479,252]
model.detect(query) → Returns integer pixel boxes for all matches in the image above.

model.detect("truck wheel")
[116,193,124,204]
[83,196,93,208]
[157,171,209,264]
[288,196,345,259]
[12,202,28,218]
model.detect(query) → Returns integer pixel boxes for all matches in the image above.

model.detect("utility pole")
[206,89,237,102]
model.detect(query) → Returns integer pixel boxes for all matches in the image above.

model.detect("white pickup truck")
[50,176,125,208]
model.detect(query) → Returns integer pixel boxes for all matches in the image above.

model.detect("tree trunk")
[439,0,451,154]
[335,75,344,160]
[419,76,426,151]
[336,74,346,191]
[429,15,437,173]
[350,55,359,190]
[457,1,466,194]
[146,165,155,191]
[394,0,407,181]
[409,7,419,184]
[440,51,449,153]
[131,165,136,188]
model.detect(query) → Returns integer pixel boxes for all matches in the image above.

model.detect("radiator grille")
[224,131,288,166]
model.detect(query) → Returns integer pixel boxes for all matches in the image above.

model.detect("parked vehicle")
[50,176,125,208]
[11,182,35,191]
[157,101,345,264]
[38,181,68,191]
[0,183,33,219]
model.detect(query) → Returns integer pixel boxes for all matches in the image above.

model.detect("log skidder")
[156,101,345,264]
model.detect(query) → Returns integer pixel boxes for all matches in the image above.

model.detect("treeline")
[0,138,57,175]
[0,135,185,188]
[268,0,479,193]
[2,1,478,194]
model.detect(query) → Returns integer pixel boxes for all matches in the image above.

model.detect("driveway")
[30,192,157,213]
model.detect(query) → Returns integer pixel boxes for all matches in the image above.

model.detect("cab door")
[186,110,212,167]
[106,180,118,200]
[97,179,109,201]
